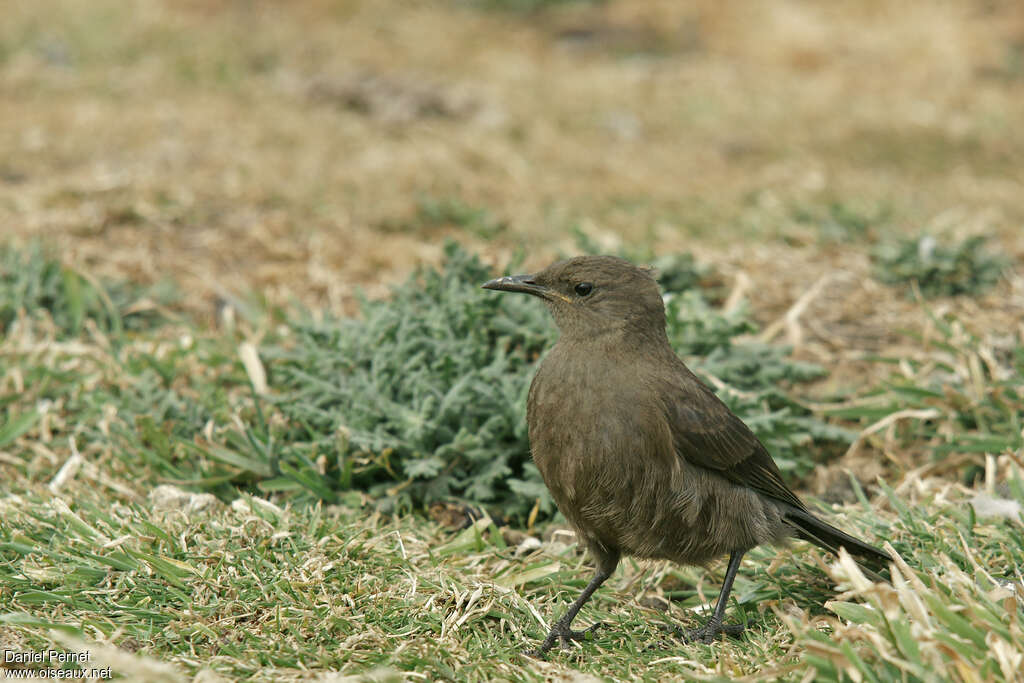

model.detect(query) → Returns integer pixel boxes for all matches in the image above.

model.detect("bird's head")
[482,255,667,340]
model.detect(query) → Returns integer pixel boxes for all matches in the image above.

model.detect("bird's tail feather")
[784,508,891,581]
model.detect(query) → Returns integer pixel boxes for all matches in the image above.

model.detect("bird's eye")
[574,282,594,297]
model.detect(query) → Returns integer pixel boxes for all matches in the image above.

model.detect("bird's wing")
[662,372,806,511]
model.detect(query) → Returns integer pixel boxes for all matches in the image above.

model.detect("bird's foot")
[675,621,744,644]
[654,619,744,646]
[524,622,603,658]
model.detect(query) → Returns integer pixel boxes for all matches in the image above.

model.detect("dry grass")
[2,0,1022,318]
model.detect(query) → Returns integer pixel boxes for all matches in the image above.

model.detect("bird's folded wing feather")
[661,375,806,511]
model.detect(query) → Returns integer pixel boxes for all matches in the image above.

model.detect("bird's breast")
[527,345,677,517]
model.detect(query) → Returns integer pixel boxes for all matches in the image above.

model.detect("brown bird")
[482,255,889,655]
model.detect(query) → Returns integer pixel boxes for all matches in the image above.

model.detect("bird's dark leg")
[682,550,746,643]
[528,553,618,657]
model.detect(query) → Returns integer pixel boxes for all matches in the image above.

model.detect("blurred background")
[3,0,1021,318]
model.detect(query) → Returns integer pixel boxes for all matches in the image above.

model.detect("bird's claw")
[677,621,744,644]
[654,620,744,646]
[525,621,603,658]
[556,621,603,648]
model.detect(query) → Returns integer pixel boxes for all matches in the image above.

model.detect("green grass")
[3,465,1022,680]
[872,234,1007,299]
[0,242,178,338]
[386,195,508,239]
[2,241,1023,680]
[821,305,1024,476]
[790,199,892,244]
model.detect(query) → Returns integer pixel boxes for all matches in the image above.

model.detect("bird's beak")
[481,273,551,299]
